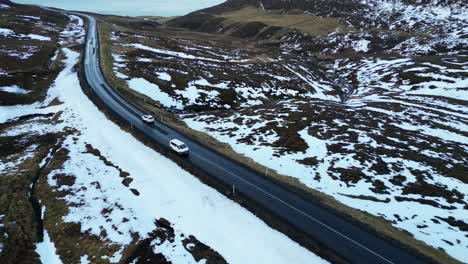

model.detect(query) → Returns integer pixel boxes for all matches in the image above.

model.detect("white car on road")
[170,139,189,156]
[141,114,155,124]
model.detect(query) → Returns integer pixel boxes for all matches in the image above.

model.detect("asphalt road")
[80,14,430,264]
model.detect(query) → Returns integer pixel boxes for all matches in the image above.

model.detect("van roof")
[170,139,185,146]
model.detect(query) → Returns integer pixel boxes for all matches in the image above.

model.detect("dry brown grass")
[218,6,350,36]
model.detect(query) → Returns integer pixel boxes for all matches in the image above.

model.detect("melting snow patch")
[0,29,51,41]
[193,78,230,89]
[137,57,152,62]
[80,255,90,264]
[0,28,14,36]
[36,230,62,264]
[176,85,220,106]
[18,15,41,20]
[128,43,223,62]
[59,15,85,44]
[25,34,51,41]
[353,39,370,52]
[0,85,31,94]
[128,77,183,109]
[156,72,171,81]
[115,71,128,79]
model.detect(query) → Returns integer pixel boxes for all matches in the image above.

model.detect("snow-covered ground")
[183,95,468,261]
[102,8,468,261]
[59,14,85,45]
[0,27,51,41]
[0,5,84,65]
[1,47,327,263]
[333,56,468,100]
[110,34,340,110]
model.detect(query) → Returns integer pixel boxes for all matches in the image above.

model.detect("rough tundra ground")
[0,2,327,263]
[100,1,467,262]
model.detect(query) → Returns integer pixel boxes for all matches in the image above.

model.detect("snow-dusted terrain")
[103,0,468,261]
[109,32,340,111]
[0,45,326,263]
[1,0,467,262]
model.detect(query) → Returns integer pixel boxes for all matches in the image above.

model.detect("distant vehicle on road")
[170,139,189,156]
[141,114,154,124]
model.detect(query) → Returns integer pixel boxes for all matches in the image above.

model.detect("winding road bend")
[80,14,430,264]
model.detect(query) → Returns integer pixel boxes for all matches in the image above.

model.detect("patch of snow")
[176,85,220,106]
[156,72,171,81]
[0,215,4,253]
[36,230,62,264]
[115,71,128,79]
[394,122,468,145]
[193,78,230,89]
[80,255,90,264]
[137,57,152,62]
[0,68,8,77]
[127,43,224,62]
[19,15,41,20]
[283,65,338,101]
[112,53,125,63]
[128,77,183,109]
[407,87,467,101]
[59,14,85,45]
[151,230,201,263]
[25,34,51,41]
[0,48,36,60]
[0,28,14,36]
[0,85,30,94]
[353,39,370,52]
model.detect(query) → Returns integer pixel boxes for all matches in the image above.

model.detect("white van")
[141,114,155,124]
[170,139,189,156]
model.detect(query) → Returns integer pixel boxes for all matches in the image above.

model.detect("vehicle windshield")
[179,144,187,149]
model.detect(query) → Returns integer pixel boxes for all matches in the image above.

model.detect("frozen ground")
[109,31,340,111]
[182,53,468,261]
[0,5,83,64]
[0,46,327,263]
[100,1,468,261]
[38,0,462,261]
[181,60,468,262]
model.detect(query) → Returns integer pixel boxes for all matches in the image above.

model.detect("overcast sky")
[13,0,225,16]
